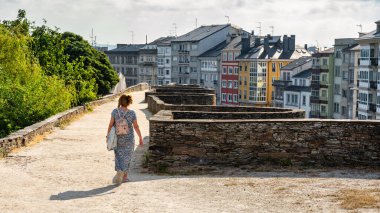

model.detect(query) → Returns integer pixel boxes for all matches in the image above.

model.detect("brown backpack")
[115,109,130,135]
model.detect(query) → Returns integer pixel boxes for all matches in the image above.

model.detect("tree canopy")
[0,10,119,137]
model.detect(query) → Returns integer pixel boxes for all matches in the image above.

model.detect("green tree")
[0,25,72,137]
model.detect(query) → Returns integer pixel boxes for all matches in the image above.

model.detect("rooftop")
[281,56,312,70]
[199,41,229,57]
[292,68,312,79]
[105,44,146,53]
[173,24,230,42]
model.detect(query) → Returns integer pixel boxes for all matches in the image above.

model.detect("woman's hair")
[118,95,132,107]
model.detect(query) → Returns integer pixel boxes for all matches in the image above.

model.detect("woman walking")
[106,94,143,185]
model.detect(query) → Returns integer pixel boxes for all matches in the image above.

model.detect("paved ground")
[0,90,380,212]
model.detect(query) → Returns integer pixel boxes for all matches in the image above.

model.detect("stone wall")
[146,94,301,115]
[172,110,304,120]
[148,110,380,173]
[0,83,149,157]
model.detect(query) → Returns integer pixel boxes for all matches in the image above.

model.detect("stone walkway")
[0,90,380,212]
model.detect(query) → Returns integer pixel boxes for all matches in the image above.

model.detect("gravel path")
[0,90,379,213]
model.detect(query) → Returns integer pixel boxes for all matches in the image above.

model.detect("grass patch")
[335,189,380,210]
[223,180,255,188]
[156,162,169,173]
[0,147,7,158]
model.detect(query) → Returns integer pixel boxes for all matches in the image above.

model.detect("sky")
[0,0,379,48]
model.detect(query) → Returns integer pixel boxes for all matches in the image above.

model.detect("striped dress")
[111,108,136,172]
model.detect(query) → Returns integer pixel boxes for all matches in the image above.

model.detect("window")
[323,58,328,65]
[222,93,226,101]
[321,89,327,97]
[334,84,341,95]
[234,81,238,88]
[321,105,326,113]
[234,67,239,75]
[334,103,340,113]
[222,80,227,88]
[341,106,347,116]
[272,77,276,83]
[295,79,298,85]
[302,96,306,106]
[335,50,342,58]
[334,66,341,77]
[228,94,232,102]
[321,74,327,82]
[228,67,233,74]
[360,49,370,58]
[228,81,233,88]
[166,59,170,64]
[192,44,197,50]
[228,52,233,61]
[272,63,276,72]
[342,89,347,98]
[223,67,227,74]
[286,93,298,106]
[166,70,170,75]
[222,53,227,61]
[233,94,238,102]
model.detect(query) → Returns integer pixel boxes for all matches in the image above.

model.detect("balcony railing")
[178,49,190,54]
[370,81,378,89]
[369,103,377,112]
[272,80,292,87]
[359,58,379,66]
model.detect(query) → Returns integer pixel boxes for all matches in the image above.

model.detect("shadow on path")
[50,184,118,201]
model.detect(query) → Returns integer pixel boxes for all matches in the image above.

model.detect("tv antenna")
[269,25,274,35]
[225,15,230,24]
[173,23,177,37]
[90,28,95,46]
[257,22,262,36]
[130,31,134,44]
[356,24,363,32]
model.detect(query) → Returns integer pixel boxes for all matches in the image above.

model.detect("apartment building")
[198,41,229,104]
[105,44,145,86]
[171,24,239,84]
[273,57,312,108]
[332,38,358,119]
[220,34,251,106]
[356,20,380,120]
[309,49,334,119]
[283,68,312,117]
[157,36,176,85]
[238,34,310,107]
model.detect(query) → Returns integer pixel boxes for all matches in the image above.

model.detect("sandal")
[114,171,124,185]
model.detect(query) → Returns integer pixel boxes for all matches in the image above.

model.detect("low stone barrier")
[148,110,380,173]
[146,94,300,115]
[0,83,149,157]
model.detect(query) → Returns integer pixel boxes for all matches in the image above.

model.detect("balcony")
[272,80,292,87]
[139,61,156,66]
[369,103,377,112]
[359,58,379,66]
[320,96,328,102]
[358,81,369,89]
[178,60,190,65]
[370,81,378,89]
[371,58,378,66]
[178,49,190,54]
[310,95,320,102]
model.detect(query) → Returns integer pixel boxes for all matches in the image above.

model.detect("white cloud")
[0,0,379,47]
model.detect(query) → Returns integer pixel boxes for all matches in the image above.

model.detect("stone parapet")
[149,110,380,173]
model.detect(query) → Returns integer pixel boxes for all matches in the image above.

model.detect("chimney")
[254,37,261,47]
[241,33,251,54]
[358,32,366,37]
[289,35,296,51]
[264,36,269,52]
[376,20,380,33]
[283,35,289,53]
[304,44,308,51]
